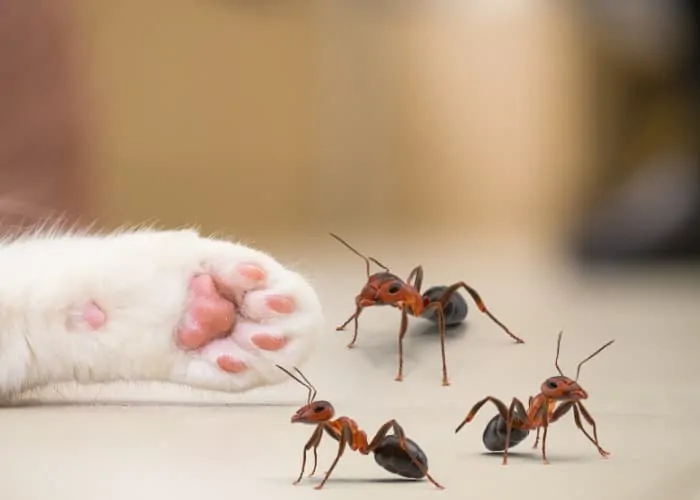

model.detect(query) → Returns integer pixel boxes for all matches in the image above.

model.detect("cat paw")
[166,234,324,392]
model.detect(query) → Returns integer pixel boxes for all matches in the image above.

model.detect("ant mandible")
[454,331,614,465]
[276,364,444,490]
[329,232,525,386]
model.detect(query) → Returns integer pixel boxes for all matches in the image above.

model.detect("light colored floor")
[2,234,699,500]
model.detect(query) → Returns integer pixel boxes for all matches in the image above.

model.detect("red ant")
[454,331,614,465]
[329,232,524,386]
[276,364,444,490]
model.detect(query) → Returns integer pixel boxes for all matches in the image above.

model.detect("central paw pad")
[177,274,237,350]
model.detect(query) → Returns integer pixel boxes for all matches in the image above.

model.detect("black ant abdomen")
[373,435,429,480]
[420,286,468,327]
[482,414,530,452]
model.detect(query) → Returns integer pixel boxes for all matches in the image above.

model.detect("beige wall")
[75,1,594,243]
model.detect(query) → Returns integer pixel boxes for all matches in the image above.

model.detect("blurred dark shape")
[576,157,700,262]
[0,0,91,233]
[574,0,700,264]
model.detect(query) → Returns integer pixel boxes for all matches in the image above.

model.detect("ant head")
[291,400,335,424]
[544,331,614,401]
[360,273,421,307]
[540,376,588,401]
[276,365,335,424]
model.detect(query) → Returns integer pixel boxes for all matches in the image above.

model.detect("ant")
[329,232,524,386]
[276,364,444,490]
[454,331,614,465]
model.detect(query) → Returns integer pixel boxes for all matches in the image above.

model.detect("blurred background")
[3,3,700,499]
[2,0,699,264]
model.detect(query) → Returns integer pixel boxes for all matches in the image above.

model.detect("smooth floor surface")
[2,236,699,500]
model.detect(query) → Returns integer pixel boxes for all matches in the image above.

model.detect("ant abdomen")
[420,286,468,327]
[373,435,429,480]
[482,414,530,452]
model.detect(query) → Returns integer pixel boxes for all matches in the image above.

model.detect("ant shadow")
[412,320,470,340]
[345,319,470,374]
[270,476,424,487]
[476,451,590,464]
[312,477,424,484]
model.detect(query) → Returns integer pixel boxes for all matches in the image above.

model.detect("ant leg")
[438,281,524,344]
[395,307,409,381]
[337,304,364,348]
[422,301,449,385]
[366,419,444,489]
[348,308,362,348]
[527,396,540,448]
[540,419,550,465]
[308,429,326,477]
[502,399,517,465]
[502,398,530,465]
[308,446,319,477]
[455,396,510,433]
[295,426,323,485]
[314,426,350,490]
[576,403,606,450]
[574,403,610,457]
[406,265,424,293]
[294,442,310,484]
[336,303,361,331]
[532,428,541,449]
[536,400,573,450]
[549,401,574,423]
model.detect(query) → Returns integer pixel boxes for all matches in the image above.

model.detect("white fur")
[0,227,324,401]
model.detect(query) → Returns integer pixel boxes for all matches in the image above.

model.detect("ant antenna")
[276,364,317,404]
[293,367,317,404]
[575,339,615,381]
[329,232,390,278]
[554,330,565,376]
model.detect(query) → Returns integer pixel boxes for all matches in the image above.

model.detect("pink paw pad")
[251,333,288,351]
[216,355,248,374]
[82,301,107,330]
[177,274,237,350]
[236,263,266,283]
[266,295,296,314]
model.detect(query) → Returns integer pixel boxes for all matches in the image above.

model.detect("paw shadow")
[0,399,299,409]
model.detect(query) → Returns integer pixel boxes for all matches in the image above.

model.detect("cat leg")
[0,228,324,398]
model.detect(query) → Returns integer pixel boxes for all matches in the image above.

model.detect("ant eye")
[313,405,325,413]
[387,283,401,294]
[547,381,558,389]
